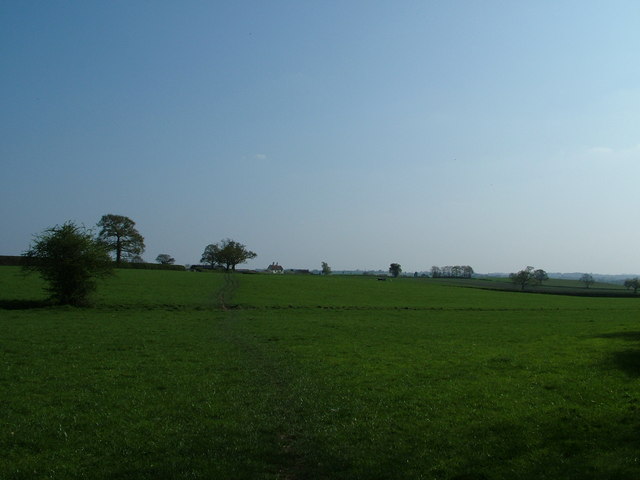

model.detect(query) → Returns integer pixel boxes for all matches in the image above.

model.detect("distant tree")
[97,214,145,264]
[201,244,221,269]
[156,254,175,265]
[624,278,640,294]
[321,261,331,275]
[389,263,402,278]
[23,222,113,305]
[509,266,534,291]
[580,273,595,289]
[532,269,549,285]
[201,239,256,272]
[431,266,441,278]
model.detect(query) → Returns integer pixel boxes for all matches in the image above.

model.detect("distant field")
[424,275,631,297]
[2,267,640,479]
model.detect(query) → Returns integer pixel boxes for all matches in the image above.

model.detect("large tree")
[389,263,402,278]
[97,214,145,264]
[509,266,534,291]
[201,243,221,269]
[321,261,331,275]
[532,269,549,285]
[23,222,113,305]
[580,273,595,289]
[156,254,175,265]
[201,239,256,272]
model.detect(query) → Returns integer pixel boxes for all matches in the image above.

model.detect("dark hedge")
[0,256,185,271]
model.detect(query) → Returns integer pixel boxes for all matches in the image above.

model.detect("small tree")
[97,214,145,264]
[156,254,175,265]
[389,263,402,278]
[509,266,534,291]
[201,239,256,272]
[23,222,113,305]
[580,273,595,289]
[624,278,640,294]
[321,261,331,275]
[532,269,549,285]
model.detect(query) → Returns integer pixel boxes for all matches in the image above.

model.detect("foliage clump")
[23,222,113,305]
[156,253,175,265]
[430,265,474,278]
[97,214,145,264]
[509,266,548,290]
[580,273,595,288]
[201,239,256,272]
[389,263,402,278]
[624,277,640,294]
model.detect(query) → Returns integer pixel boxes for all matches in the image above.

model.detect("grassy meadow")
[2,267,640,479]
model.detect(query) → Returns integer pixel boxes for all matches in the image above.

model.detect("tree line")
[430,265,474,278]
[22,214,258,306]
[508,269,632,291]
[20,214,640,306]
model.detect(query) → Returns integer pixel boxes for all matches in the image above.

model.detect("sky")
[2,1,640,274]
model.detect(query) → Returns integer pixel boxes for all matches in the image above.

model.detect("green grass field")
[2,267,640,479]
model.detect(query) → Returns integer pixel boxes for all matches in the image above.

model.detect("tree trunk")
[115,234,122,264]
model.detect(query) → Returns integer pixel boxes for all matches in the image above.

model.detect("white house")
[267,262,284,274]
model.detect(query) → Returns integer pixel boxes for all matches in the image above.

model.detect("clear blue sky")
[2,1,640,273]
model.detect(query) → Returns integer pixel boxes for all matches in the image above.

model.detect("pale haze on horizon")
[2,1,640,274]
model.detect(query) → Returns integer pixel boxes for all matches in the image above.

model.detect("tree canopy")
[23,222,113,305]
[532,269,549,285]
[430,265,474,278]
[509,266,534,290]
[156,254,175,265]
[321,261,331,275]
[201,244,220,269]
[97,214,145,264]
[580,273,595,288]
[508,266,549,290]
[389,263,402,278]
[624,278,640,294]
[201,239,256,272]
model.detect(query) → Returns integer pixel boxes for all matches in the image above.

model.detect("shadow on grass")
[0,299,52,310]
[455,411,640,480]
[609,350,640,377]
[597,331,640,341]
[596,332,640,377]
